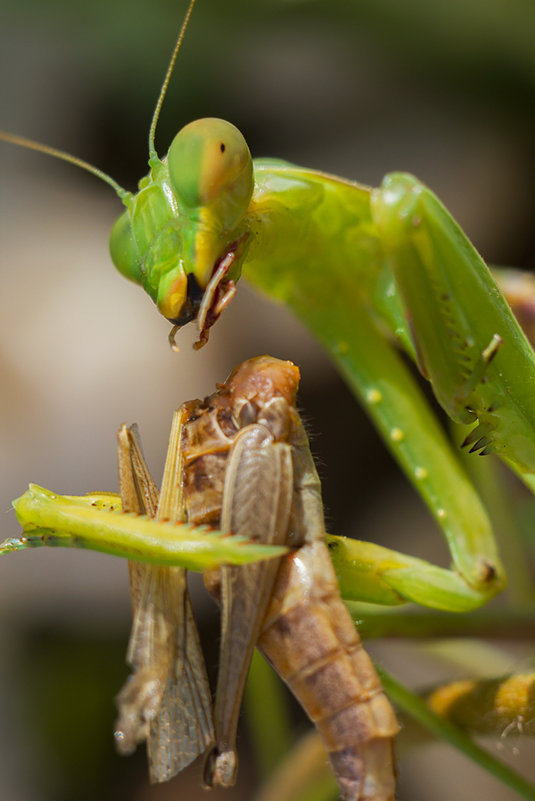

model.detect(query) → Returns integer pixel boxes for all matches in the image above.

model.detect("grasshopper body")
[109,354,398,798]
[181,355,398,800]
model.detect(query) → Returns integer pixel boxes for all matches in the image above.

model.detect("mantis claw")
[468,435,492,454]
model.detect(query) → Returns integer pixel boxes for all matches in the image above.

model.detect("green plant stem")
[348,604,535,639]
[244,650,294,778]
[380,669,535,801]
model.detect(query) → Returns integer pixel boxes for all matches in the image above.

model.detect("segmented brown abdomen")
[258,540,398,801]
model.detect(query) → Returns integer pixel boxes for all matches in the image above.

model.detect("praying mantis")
[2,1,535,799]
[3,0,529,610]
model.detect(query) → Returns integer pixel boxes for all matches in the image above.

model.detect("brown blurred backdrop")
[1,1,535,799]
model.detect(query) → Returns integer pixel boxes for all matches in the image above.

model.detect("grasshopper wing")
[205,412,293,787]
[115,417,214,781]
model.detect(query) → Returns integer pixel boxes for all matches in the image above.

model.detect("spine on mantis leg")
[181,355,399,801]
[372,173,535,475]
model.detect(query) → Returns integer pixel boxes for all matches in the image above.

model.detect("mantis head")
[168,118,253,236]
[167,117,254,340]
[108,117,254,349]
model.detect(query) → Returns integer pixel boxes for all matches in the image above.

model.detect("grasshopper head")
[225,356,301,429]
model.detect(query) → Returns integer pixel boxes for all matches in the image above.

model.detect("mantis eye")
[109,210,142,284]
[168,118,253,226]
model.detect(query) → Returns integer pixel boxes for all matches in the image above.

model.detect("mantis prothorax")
[2,0,535,668]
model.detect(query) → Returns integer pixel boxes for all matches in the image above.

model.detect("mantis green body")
[6,138,535,613]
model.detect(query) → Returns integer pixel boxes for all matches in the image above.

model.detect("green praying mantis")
[6,0,535,605]
[2,0,535,798]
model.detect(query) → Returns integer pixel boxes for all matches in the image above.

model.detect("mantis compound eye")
[168,117,253,227]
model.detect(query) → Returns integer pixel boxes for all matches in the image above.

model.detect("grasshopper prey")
[8,355,535,799]
[116,354,397,800]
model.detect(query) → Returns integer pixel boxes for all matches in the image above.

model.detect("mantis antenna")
[0,0,199,201]
[0,129,130,201]
[148,0,198,164]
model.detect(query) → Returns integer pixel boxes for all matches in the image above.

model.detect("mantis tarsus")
[2,0,535,798]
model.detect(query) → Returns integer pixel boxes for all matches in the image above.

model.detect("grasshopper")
[7,354,396,797]
[116,354,398,800]
[7,356,535,799]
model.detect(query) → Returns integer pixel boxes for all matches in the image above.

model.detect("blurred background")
[1,0,535,799]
